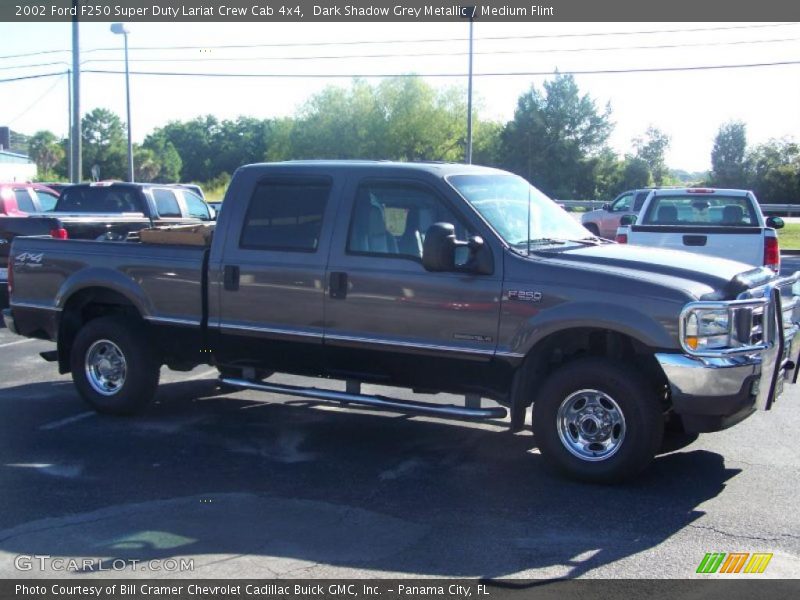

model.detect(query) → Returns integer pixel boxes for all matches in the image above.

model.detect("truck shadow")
[0,378,739,579]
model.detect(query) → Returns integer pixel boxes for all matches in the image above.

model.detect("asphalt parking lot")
[0,314,799,580]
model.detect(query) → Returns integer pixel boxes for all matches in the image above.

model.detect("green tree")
[141,132,182,182]
[81,108,127,181]
[633,126,670,186]
[710,121,748,188]
[27,130,65,179]
[746,139,800,203]
[499,73,613,198]
[153,115,221,182]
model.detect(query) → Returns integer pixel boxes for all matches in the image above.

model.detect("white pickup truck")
[615,188,784,271]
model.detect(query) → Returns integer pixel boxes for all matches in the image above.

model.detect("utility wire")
[75,36,800,65]
[81,59,800,79]
[1,22,797,61]
[0,71,67,84]
[7,73,66,125]
[0,60,70,72]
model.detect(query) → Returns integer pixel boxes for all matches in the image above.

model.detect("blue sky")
[1,20,798,171]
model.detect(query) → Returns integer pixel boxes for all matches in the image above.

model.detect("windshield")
[448,174,593,246]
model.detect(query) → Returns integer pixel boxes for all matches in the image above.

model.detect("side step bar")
[221,377,508,420]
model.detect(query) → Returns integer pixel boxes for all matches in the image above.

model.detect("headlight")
[684,309,731,351]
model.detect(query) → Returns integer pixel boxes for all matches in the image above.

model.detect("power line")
[0,71,67,84]
[2,22,798,61]
[0,60,69,72]
[75,36,800,65]
[81,59,800,79]
[7,73,67,125]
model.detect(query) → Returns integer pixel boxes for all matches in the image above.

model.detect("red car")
[0,182,60,215]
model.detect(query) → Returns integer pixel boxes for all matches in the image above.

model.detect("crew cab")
[616,188,783,271]
[4,162,799,483]
[44,182,213,240]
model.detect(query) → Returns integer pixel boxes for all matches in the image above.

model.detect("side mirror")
[767,216,784,230]
[602,203,611,211]
[422,223,492,274]
[620,214,637,226]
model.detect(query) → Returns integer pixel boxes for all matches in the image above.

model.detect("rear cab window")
[239,178,331,252]
[57,186,144,214]
[13,189,35,212]
[642,194,757,226]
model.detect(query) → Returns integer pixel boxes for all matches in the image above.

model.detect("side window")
[183,191,211,221]
[347,181,468,260]
[611,194,632,212]
[14,189,36,212]
[34,190,59,211]
[152,189,181,217]
[239,178,330,252]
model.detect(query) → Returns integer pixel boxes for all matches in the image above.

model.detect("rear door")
[211,169,343,375]
[323,174,503,388]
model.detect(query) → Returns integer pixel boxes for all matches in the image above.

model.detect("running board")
[221,377,507,420]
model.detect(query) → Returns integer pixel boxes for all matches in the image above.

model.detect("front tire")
[70,316,160,415]
[532,357,663,483]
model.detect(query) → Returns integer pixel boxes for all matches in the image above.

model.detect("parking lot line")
[0,339,35,349]
[39,411,95,431]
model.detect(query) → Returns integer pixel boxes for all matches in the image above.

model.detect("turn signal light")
[50,228,68,239]
[615,233,628,244]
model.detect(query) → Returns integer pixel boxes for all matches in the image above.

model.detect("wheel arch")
[57,286,145,374]
[509,325,668,431]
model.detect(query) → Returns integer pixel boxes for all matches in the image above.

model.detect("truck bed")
[9,237,206,332]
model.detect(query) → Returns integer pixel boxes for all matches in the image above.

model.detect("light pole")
[111,22,133,182]
[461,7,475,164]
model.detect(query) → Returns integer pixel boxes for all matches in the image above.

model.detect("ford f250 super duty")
[4,162,800,483]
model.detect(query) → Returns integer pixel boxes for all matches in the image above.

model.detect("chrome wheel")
[556,388,627,462]
[85,339,127,396]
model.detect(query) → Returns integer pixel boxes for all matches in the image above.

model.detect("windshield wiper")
[514,236,604,247]
[514,237,567,246]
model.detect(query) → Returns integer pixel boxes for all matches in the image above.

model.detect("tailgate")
[628,226,764,265]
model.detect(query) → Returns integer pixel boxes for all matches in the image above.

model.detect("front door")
[323,177,504,393]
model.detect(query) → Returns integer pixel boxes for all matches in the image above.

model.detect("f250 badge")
[508,290,543,302]
[14,252,44,268]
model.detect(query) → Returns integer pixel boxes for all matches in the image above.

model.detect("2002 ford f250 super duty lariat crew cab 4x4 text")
[4,162,800,483]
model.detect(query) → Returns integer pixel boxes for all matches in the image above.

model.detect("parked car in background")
[0,182,60,215]
[40,182,213,240]
[616,188,783,271]
[38,182,71,196]
[581,189,652,239]
[173,183,205,200]
[208,201,223,217]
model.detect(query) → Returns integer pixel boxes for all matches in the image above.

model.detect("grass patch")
[778,222,800,250]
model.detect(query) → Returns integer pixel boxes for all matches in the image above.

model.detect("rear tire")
[70,316,160,415]
[532,357,663,483]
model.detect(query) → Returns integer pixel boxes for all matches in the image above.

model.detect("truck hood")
[533,242,776,298]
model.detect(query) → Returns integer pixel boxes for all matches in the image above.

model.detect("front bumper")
[655,353,762,432]
[656,327,799,433]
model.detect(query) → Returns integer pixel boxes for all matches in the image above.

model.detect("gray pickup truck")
[4,161,800,483]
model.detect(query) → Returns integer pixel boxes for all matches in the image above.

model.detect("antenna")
[527,182,532,255]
